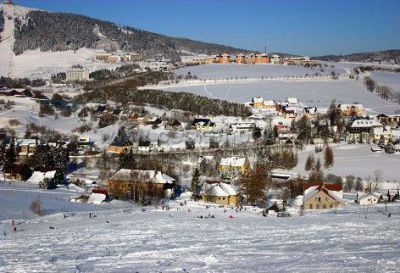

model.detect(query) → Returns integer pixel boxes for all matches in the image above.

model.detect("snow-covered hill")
[0,183,399,272]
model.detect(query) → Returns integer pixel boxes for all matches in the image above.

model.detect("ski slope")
[0,190,399,273]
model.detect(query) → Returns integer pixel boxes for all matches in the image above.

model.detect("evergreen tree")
[355,177,364,191]
[305,154,314,172]
[191,168,201,200]
[324,145,334,168]
[315,158,321,172]
[327,100,341,125]
[209,137,219,149]
[119,149,136,169]
[3,138,16,173]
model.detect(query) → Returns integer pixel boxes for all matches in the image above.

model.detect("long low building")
[108,169,175,200]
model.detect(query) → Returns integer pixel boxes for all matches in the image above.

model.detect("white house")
[66,65,89,82]
[356,193,381,205]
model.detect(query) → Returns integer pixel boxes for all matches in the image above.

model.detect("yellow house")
[219,157,249,174]
[252,97,264,107]
[338,104,366,117]
[303,183,343,210]
[201,180,239,206]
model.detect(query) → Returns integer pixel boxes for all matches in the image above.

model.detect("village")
[1,70,400,215]
[1,1,400,272]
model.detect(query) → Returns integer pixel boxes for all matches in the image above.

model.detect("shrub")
[30,197,43,216]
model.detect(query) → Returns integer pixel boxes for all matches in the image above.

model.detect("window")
[323,204,326,209]
[318,197,321,202]
[223,197,225,200]
[330,204,334,208]
[316,204,320,209]
[309,204,313,209]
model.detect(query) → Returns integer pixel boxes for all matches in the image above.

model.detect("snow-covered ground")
[293,144,400,183]
[175,63,347,80]
[0,183,399,273]
[0,4,120,79]
[162,79,400,114]
[370,71,400,92]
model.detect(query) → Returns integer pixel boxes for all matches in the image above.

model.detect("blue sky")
[16,0,400,56]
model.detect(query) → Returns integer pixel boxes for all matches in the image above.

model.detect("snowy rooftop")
[202,181,237,197]
[109,169,175,184]
[351,119,382,128]
[220,157,246,167]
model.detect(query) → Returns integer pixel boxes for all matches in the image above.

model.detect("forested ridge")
[13,10,251,61]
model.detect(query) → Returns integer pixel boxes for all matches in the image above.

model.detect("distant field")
[293,144,400,182]
[163,78,400,114]
[175,63,347,79]
[370,71,400,92]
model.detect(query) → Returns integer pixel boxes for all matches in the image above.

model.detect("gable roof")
[303,183,343,203]
[202,181,237,197]
[109,169,174,184]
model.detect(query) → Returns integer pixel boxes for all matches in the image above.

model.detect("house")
[303,107,318,116]
[257,53,270,64]
[235,54,246,64]
[16,138,37,156]
[263,100,275,109]
[270,54,281,64]
[107,55,121,64]
[192,118,216,132]
[338,104,366,117]
[165,119,183,131]
[26,170,61,188]
[96,52,112,62]
[229,123,255,133]
[285,97,299,106]
[215,53,230,64]
[107,169,175,200]
[219,157,249,174]
[66,65,89,82]
[281,106,297,119]
[356,192,381,205]
[252,97,264,108]
[369,126,392,143]
[303,183,343,209]
[376,114,400,128]
[347,119,385,143]
[200,180,238,206]
[145,117,162,126]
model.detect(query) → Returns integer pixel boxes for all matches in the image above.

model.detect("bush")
[39,104,55,116]
[30,197,43,216]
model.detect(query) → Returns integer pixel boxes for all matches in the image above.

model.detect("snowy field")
[175,63,347,80]
[163,79,400,114]
[0,184,399,273]
[370,71,400,92]
[293,144,400,183]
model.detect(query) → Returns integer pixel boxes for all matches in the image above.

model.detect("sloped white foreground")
[0,184,399,273]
